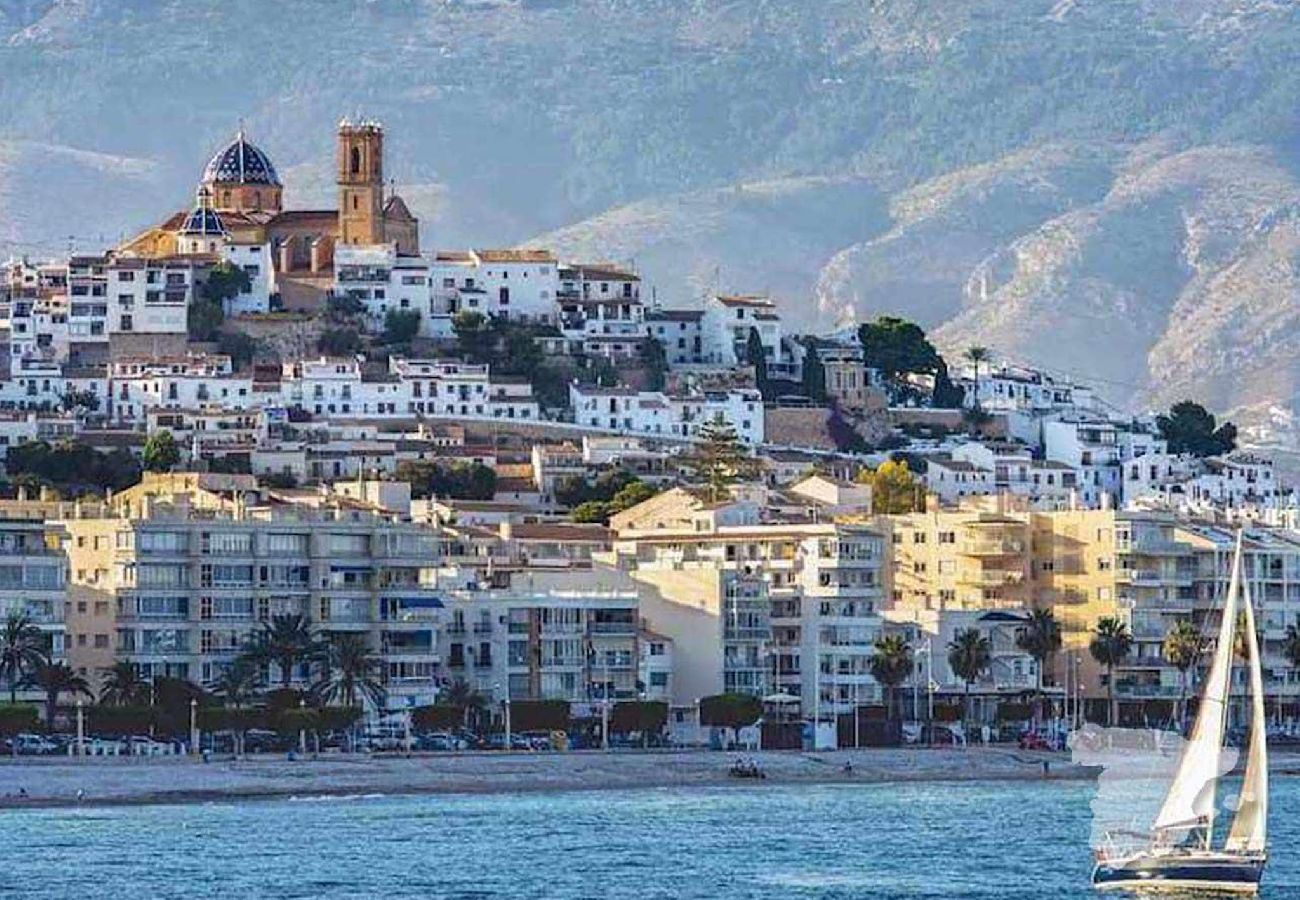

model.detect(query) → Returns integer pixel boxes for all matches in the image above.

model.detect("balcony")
[958,570,1024,587]
[588,621,636,635]
[960,539,1023,556]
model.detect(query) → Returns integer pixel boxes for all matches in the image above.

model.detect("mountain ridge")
[2,0,1300,429]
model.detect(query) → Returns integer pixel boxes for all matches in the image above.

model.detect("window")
[350,146,361,175]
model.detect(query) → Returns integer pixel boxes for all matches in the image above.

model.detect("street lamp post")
[76,696,85,757]
[601,652,610,752]
[189,697,198,757]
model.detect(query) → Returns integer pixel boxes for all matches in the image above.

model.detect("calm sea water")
[5,779,1299,899]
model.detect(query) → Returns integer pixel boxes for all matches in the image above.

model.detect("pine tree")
[682,415,759,503]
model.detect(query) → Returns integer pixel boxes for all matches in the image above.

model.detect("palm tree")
[1090,617,1133,726]
[1284,624,1300,681]
[99,660,147,706]
[964,346,991,409]
[209,656,262,709]
[0,611,47,703]
[868,634,913,722]
[26,661,91,728]
[248,614,317,687]
[1016,609,1062,726]
[1162,619,1204,731]
[313,634,386,710]
[440,677,489,730]
[947,628,992,743]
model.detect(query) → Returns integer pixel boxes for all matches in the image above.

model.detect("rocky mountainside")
[2,0,1300,428]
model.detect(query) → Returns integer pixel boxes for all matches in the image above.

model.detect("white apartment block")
[963,363,1101,416]
[644,309,704,366]
[108,354,253,425]
[1043,418,1164,508]
[389,357,539,421]
[437,566,641,706]
[700,294,782,368]
[431,249,559,325]
[280,357,408,419]
[557,264,645,360]
[1123,452,1286,511]
[334,243,430,333]
[107,257,200,336]
[221,241,274,316]
[569,385,764,444]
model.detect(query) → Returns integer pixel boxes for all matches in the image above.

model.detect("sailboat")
[1093,532,1269,893]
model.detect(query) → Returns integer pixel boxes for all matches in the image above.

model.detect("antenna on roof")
[236,116,245,139]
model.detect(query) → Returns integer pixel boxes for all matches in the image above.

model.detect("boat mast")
[1226,550,1269,854]
[1151,532,1241,849]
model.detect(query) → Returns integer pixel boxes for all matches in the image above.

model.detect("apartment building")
[886,500,1193,706]
[60,473,447,705]
[601,489,887,723]
[0,517,69,698]
[437,567,641,710]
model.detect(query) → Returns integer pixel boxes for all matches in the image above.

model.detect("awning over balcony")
[393,596,444,609]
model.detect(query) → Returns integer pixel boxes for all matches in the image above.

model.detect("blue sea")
[5,779,1298,898]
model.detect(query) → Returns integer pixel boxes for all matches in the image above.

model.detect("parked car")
[486,733,533,751]
[913,724,964,746]
[126,735,167,756]
[1018,731,1052,751]
[3,733,59,755]
[517,730,555,751]
[416,731,457,752]
[451,728,482,749]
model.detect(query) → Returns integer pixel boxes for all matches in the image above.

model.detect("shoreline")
[8,746,1298,812]
[0,746,1101,811]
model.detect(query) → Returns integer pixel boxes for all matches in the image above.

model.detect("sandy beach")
[6,746,1298,810]
[0,747,1097,809]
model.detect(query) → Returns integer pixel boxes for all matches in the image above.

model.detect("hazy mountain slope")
[2,1,1300,424]
[528,176,891,319]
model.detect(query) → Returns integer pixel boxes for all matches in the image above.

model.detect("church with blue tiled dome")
[201,129,284,214]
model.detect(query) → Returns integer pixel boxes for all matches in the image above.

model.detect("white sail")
[1226,571,1269,853]
[1152,534,1241,839]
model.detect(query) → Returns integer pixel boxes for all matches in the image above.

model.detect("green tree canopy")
[1,611,47,704]
[699,693,762,732]
[26,660,90,728]
[868,634,914,720]
[801,340,827,404]
[142,430,181,473]
[453,310,494,363]
[1090,616,1133,725]
[202,260,252,306]
[397,460,497,500]
[640,337,668,392]
[860,459,921,514]
[1156,400,1237,457]
[858,316,943,398]
[382,309,422,346]
[316,327,364,357]
[746,327,772,400]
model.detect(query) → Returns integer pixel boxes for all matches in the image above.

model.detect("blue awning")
[394,597,444,609]
[331,564,375,572]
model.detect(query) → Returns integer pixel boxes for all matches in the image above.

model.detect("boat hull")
[1092,852,1265,893]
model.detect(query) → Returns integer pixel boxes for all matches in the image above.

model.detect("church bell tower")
[337,118,385,246]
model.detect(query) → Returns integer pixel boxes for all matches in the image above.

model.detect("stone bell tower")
[337,118,385,246]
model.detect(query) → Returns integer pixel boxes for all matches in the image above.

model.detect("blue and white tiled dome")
[202,130,281,187]
[179,188,226,236]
